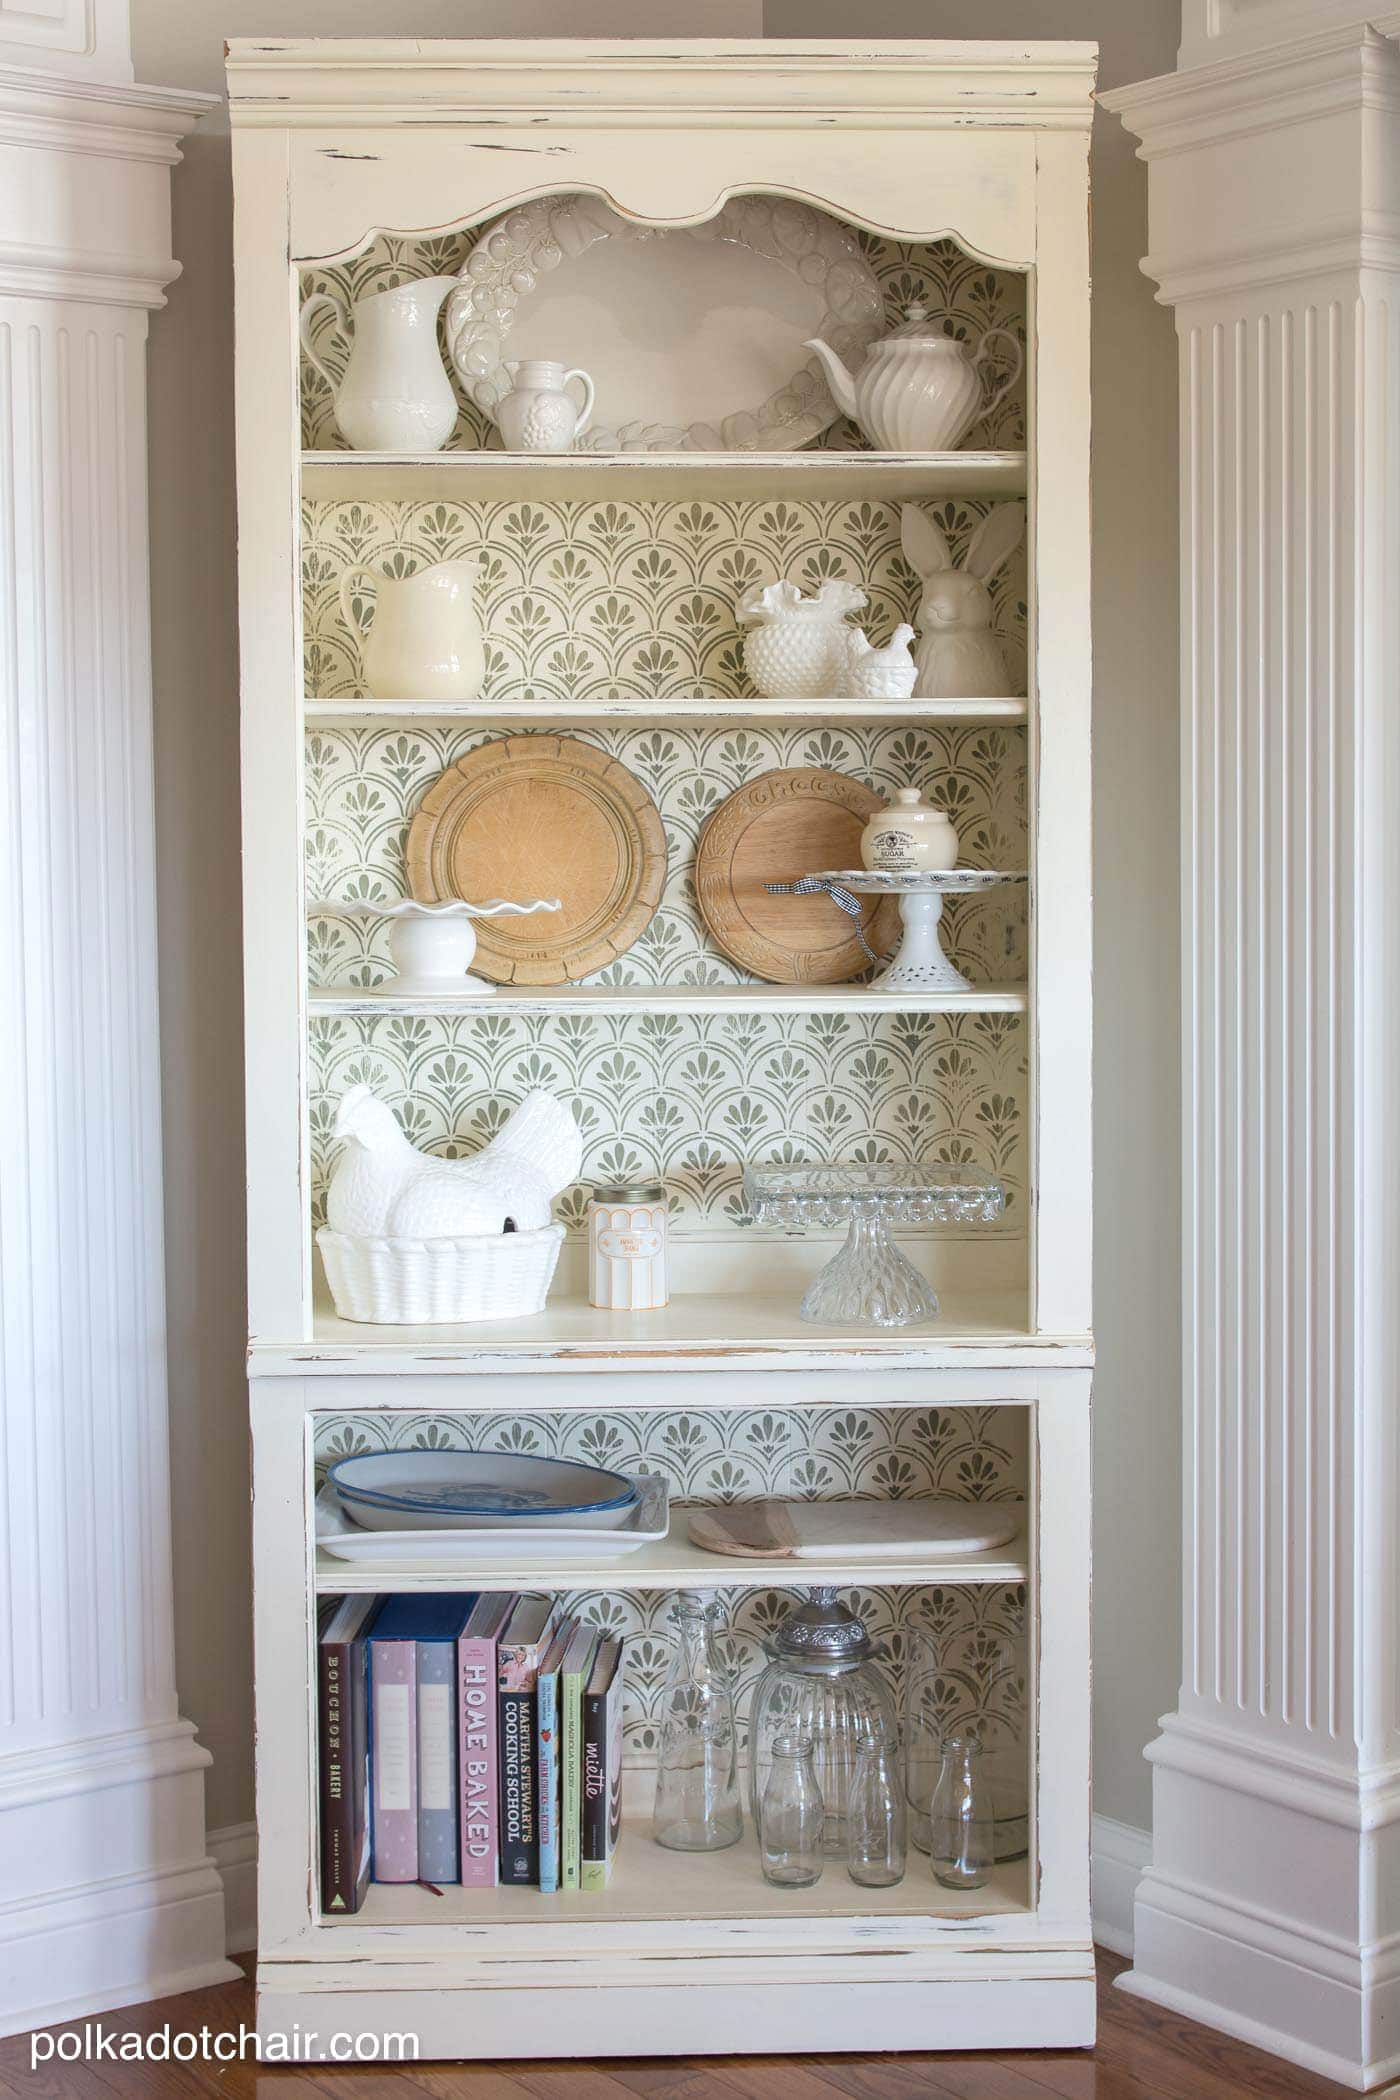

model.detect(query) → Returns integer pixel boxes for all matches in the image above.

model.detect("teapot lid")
[768,1585,873,1669]
[886,302,954,344]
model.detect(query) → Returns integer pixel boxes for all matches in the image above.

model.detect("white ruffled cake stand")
[309,896,561,995]
[809,868,1027,993]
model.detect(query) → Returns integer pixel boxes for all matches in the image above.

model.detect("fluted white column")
[1105,18,1400,2092]
[0,48,235,2033]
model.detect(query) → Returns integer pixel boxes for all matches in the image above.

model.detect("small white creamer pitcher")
[300,277,459,453]
[339,559,485,701]
[495,359,596,453]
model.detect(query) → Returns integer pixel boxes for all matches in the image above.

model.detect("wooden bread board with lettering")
[407,734,666,985]
[686,1498,1022,1561]
[695,767,900,983]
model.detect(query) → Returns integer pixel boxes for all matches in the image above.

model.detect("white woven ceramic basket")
[317,1223,565,1324]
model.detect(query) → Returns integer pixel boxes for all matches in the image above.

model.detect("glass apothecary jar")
[748,1587,898,1858]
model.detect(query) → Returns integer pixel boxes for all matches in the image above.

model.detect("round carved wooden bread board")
[696,768,900,983]
[406,735,667,985]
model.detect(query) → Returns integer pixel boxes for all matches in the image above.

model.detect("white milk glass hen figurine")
[318,1084,586,1324]
[327,1083,583,1238]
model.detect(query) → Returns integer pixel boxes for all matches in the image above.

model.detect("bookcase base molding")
[253,1969,1096,2061]
[231,35,1095,2066]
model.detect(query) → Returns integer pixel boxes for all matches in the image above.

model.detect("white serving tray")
[315,1474,669,1565]
[687,1496,1022,1562]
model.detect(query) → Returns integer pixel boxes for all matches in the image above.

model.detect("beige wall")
[133,0,1180,1841]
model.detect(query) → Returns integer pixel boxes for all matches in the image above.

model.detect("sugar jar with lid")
[860,788,959,875]
[587,1181,669,1311]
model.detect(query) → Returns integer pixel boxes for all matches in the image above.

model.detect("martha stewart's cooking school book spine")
[497,1596,562,1886]
[458,1592,515,1889]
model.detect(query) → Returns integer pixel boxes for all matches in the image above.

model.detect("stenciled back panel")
[314,1402,1028,1768]
[299,218,1027,457]
[308,1008,1026,1235]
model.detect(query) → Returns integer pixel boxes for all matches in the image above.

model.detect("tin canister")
[588,1181,669,1311]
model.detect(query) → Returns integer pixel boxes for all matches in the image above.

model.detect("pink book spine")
[370,1639,418,1883]
[458,1631,500,1888]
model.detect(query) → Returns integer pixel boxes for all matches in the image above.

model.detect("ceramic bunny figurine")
[900,501,1026,698]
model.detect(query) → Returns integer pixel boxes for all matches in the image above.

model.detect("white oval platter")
[315,1476,669,1565]
[447,194,884,454]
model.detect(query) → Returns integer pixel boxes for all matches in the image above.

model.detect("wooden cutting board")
[687,1498,1022,1561]
[695,768,900,983]
[407,735,667,985]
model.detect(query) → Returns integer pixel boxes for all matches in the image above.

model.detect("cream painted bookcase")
[229,38,1096,2060]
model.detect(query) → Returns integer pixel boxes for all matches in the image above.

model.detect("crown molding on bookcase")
[224,38,1099,130]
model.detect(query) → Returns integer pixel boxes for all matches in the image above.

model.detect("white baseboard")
[1092,1812,1151,1957]
[0,1726,240,2039]
[207,1823,258,1956]
[211,1818,1151,1969]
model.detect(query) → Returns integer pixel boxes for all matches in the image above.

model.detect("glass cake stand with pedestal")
[809,868,1027,994]
[744,1161,1005,1327]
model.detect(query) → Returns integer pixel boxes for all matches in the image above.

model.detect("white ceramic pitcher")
[300,277,459,453]
[339,559,485,701]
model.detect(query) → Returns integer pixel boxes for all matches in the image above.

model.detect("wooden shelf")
[324,1828,1031,1930]
[307,982,1030,1018]
[300,449,1028,502]
[304,695,1031,726]
[247,1286,1094,1377]
[314,1511,1029,1595]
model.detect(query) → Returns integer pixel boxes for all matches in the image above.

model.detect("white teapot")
[806,307,1022,453]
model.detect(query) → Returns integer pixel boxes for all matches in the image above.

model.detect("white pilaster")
[1104,21,1400,2092]
[0,50,234,2035]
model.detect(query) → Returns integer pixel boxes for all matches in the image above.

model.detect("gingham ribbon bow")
[764,875,889,965]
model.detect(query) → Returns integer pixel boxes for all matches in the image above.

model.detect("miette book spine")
[370,1638,418,1883]
[458,1631,499,1889]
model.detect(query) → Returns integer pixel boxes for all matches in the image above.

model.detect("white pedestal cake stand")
[810,868,1027,993]
[744,1160,1005,1327]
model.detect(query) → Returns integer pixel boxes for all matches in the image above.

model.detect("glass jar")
[759,1734,824,1889]
[652,1592,742,1852]
[929,1734,994,1891]
[588,1180,669,1311]
[847,1733,907,1888]
[904,1620,1027,1862]
[749,1587,898,1858]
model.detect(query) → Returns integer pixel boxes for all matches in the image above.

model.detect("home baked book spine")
[458,1595,513,1889]
[368,1634,418,1883]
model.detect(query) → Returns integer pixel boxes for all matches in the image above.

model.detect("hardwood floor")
[0,1953,1365,2100]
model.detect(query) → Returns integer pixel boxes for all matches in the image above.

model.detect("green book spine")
[561,1629,598,1892]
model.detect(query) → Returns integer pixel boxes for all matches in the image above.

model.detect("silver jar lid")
[591,1181,665,1204]
[767,1585,873,1670]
